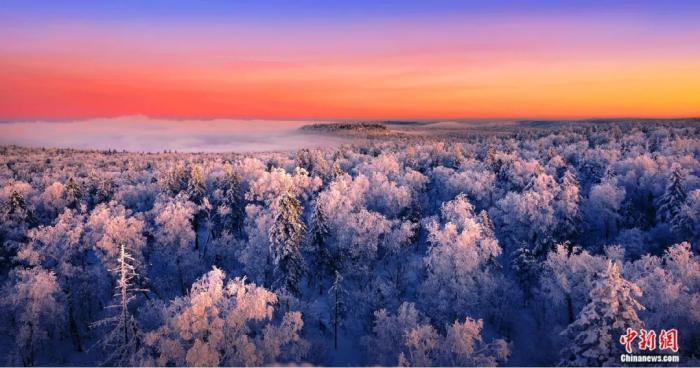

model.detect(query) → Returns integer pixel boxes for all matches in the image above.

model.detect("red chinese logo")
[659,329,679,353]
[619,328,638,354]
[638,329,656,351]
[619,328,678,354]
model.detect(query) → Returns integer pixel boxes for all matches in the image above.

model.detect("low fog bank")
[0,116,347,152]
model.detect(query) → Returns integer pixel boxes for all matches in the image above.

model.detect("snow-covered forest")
[1,121,700,366]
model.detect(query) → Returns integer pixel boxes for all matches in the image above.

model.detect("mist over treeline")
[1,120,699,366]
[0,116,344,152]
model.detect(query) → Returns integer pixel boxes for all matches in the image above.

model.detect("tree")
[92,243,143,366]
[493,171,558,255]
[441,317,510,366]
[364,302,509,366]
[560,262,645,366]
[478,209,495,239]
[187,165,206,205]
[151,193,198,295]
[6,189,31,221]
[308,199,333,293]
[421,194,503,325]
[540,243,606,324]
[215,166,244,237]
[87,203,147,273]
[328,271,347,349]
[87,171,115,207]
[2,267,66,366]
[511,243,539,303]
[268,191,306,296]
[657,165,689,237]
[584,180,625,242]
[64,176,83,209]
[627,242,700,359]
[1,188,35,268]
[163,163,190,196]
[140,268,309,366]
[187,165,207,251]
[555,170,582,242]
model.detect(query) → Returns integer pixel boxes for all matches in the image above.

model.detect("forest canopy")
[0,120,699,366]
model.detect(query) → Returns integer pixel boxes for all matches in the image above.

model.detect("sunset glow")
[1,1,699,120]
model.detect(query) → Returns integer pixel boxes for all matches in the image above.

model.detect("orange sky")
[1,5,699,120]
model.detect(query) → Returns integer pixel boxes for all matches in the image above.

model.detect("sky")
[1,0,700,120]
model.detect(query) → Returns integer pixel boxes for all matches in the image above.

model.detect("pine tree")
[6,189,34,225]
[510,243,539,303]
[65,177,83,209]
[92,243,142,366]
[187,165,206,205]
[478,210,496,239]
[329,271,347,349]
[188,165,207,250]
[308,199,333,293]
[268,191,306,296]
[658,166,686,222]
[218,167,244,236]
[560,262,645,366]
[485,145,498,172]
[8,189,27,215]
[87,170,113,207]
[451,145,465,169]
[556,169,582,242]
[657,166,688,235]
[295,148,313,173]
[164,163,190,195]
[331,160,344,178]
[96,177,115,205]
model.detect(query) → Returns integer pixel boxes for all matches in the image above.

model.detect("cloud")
[0,116,345,152]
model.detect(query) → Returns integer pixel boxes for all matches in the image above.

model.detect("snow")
[1,120,700,366]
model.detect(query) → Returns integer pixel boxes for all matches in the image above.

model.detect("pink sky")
[1,8,699,119]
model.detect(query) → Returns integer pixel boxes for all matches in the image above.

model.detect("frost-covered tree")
[511,243,539,303]
[493,171,558,255]
[560,262,645,366]
[627,242,700,359]
[87,171,115,207]
[555,169,582,242]
[364,302,509,367]
[268,190,306,296]
[87,202,146,273]
[328,271,347,349]
[20,208,110,352]
[187,165,207,251]
[657,165,689,237]
[151,193,199,295]
[213,165,244,237]
[308,199,333,292]
[295,148,329,178]
[478,209,496,239]
[2,267,66,366]
[539,243,606,324]
[440,318,510,367]
[64,176,83,210]
[186,165,206,205]
[163,163,190,196]
[140,267,309,366]
[583,180,625,243]
[5,189,34,225]
[92,243,143,366]
[421,194,503,324]
[1,187,35,269]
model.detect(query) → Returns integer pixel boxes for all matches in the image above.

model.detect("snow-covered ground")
[0,120,699,366]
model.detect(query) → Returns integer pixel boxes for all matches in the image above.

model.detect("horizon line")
[1,114,699,124]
